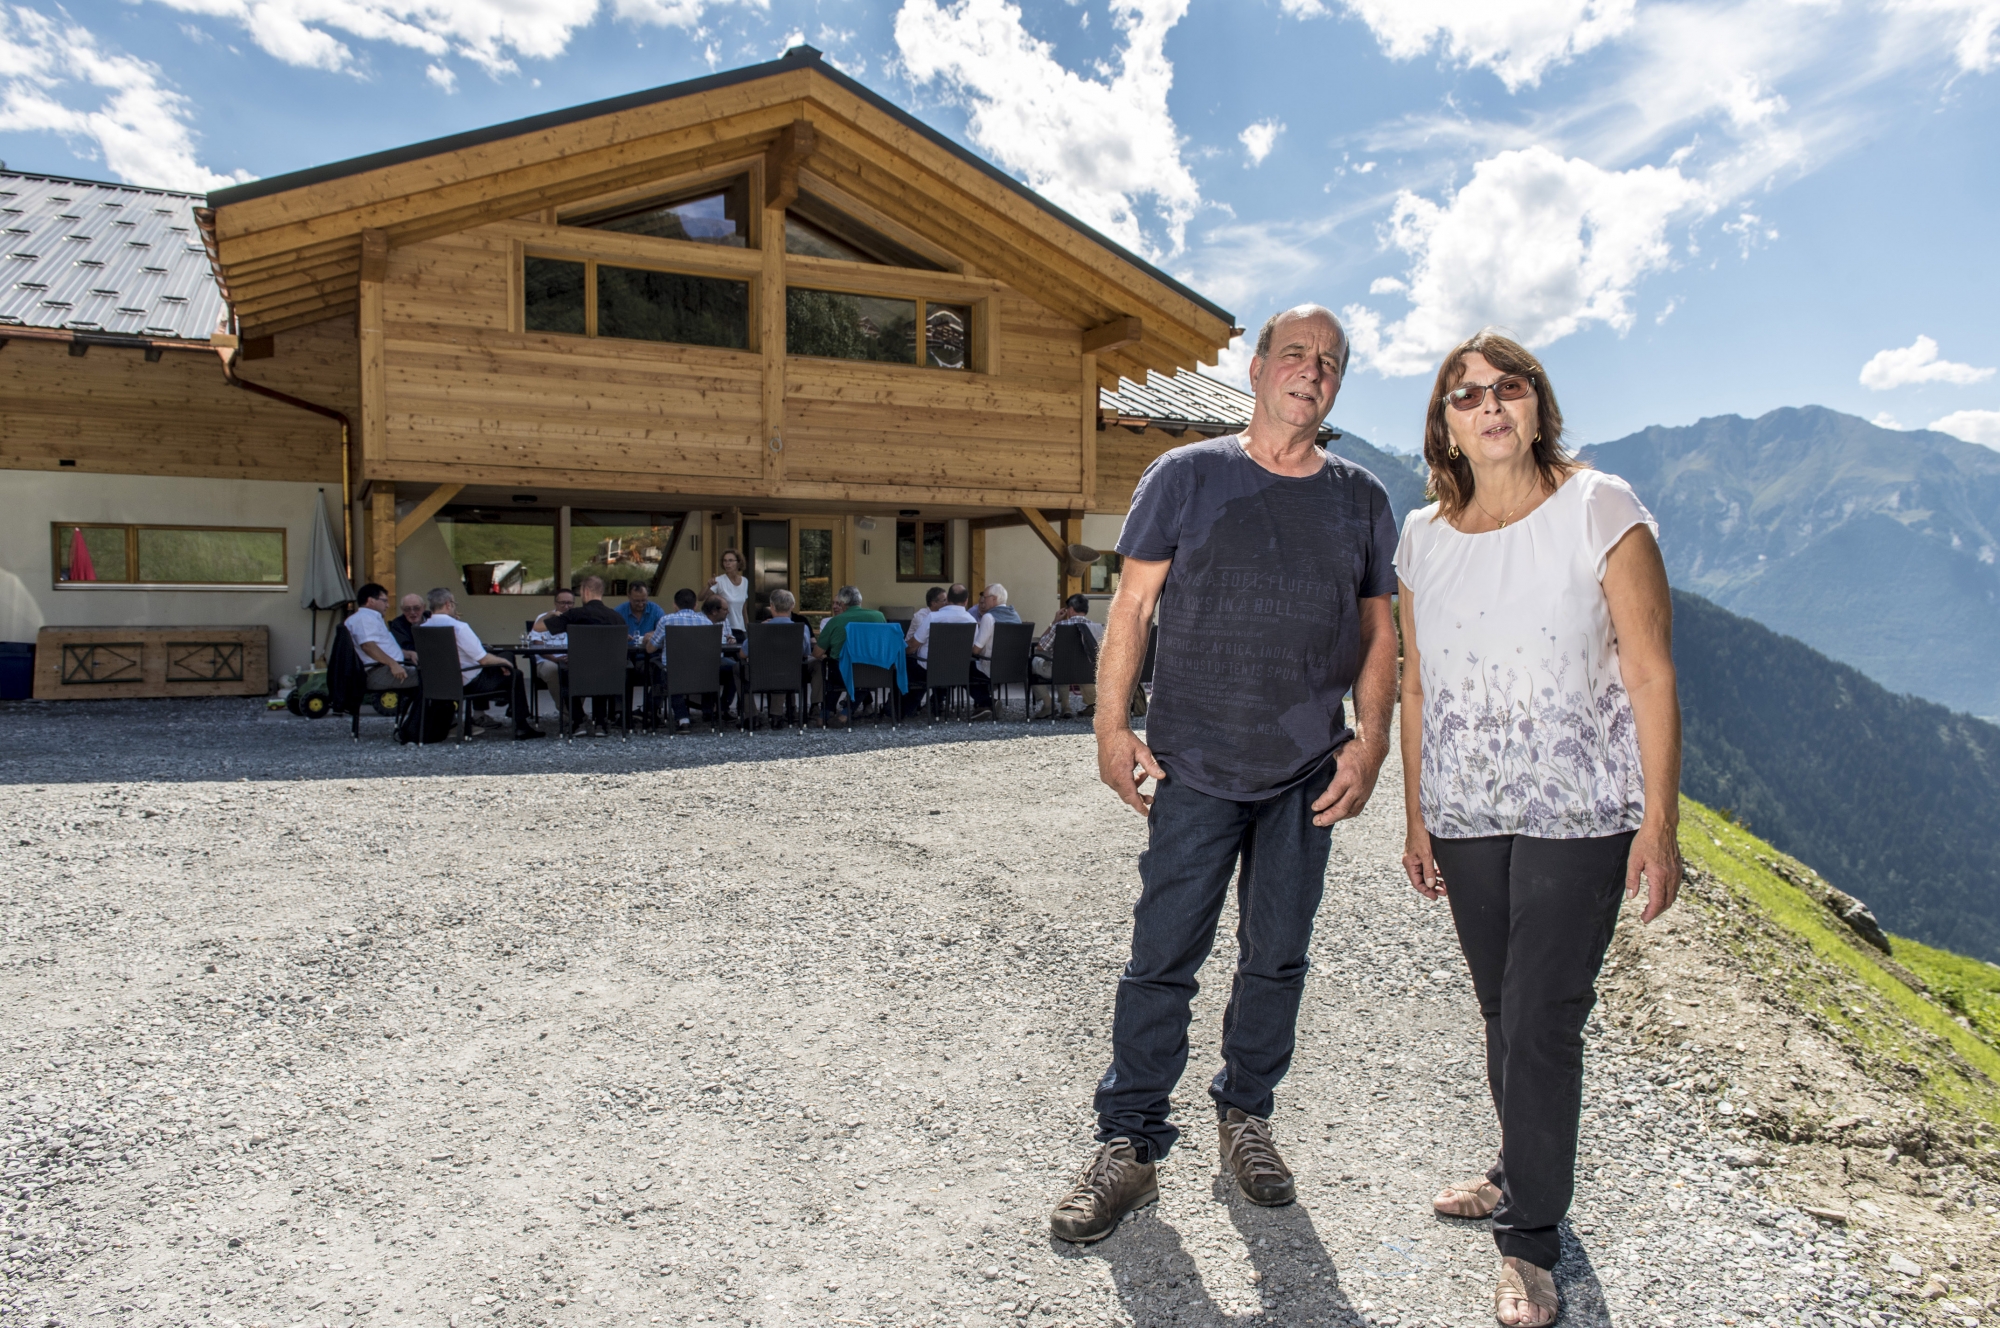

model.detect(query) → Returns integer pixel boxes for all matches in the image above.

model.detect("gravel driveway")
[0,700,1900,1327]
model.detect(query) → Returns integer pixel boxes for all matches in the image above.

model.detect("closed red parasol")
[66,527,96,582]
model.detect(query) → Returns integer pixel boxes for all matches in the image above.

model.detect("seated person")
[902,585,948,711]
[812,585,886,723]
[388,591,430,656]
[345,583,418,691]
[527,586,578,713]
[747,587,813,725]
[650,587,715,730]
[533,575,626,735]
[423,587,514,732]
[616,583,667,724]
[703,594,743,720]
[910,583,986,716]
[1033,593,1104,718]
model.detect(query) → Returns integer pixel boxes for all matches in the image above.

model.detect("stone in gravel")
[1722,1147,1768,1167]
[1887,1253,1923,1277]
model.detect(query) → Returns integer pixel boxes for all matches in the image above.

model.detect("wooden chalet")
[0,45,1241,692]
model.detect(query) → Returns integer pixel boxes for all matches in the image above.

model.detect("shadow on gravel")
[1056,1174,1356,1327]
[1551,1225,1614,1327]
[0,697,1123,786]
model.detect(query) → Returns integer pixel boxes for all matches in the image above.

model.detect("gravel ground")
[0,699,1931,1328]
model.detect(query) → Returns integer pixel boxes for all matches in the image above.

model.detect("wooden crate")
[32,626,271,700]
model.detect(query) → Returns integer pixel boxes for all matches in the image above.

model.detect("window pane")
[597,266,749,349]
[435,509,557,596]
[136,528,284,584]
[578,182,748,247]
[1087,551,1123,594]
[786,288,917,364]
[896,521,918,579]
[798,528,834,612]
[524,257,585,334]
[55,525,128,582]
[570,511,680,595]
[921,522,947,577]
[926,303,971,370]
[784,214,876,263]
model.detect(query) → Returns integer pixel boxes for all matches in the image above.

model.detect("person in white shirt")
[909,583,987,716]
[344,583,417,690]
[422,587,515,730]
[708,548,752,637]
[1033,593,1103,718]
[899,585,948,712]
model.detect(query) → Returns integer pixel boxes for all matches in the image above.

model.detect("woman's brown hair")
[1422,329,1581,521]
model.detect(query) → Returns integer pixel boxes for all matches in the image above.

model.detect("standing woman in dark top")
[1395,330,1681,1326]
[1046,305,1401,1245]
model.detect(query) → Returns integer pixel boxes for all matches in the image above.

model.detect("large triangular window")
[568,178,750,247]
[784,193,944,271]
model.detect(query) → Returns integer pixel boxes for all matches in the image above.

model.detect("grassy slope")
[1678,797,2000,1158]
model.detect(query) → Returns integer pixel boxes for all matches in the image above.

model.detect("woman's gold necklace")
[1472,485,1534,529]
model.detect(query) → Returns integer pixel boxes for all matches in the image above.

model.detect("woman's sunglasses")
[1444,375,1534,412]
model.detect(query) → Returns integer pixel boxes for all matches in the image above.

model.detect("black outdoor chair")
[846,661,903,727]
[924,622,977,722]
[1046,621,1098,718]
[984,621,1035,722]
[562,625,632,742]
[658,623,727,734]
[412,624,494,745]
[742,621,809,731]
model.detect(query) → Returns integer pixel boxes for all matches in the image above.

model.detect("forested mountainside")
[1582,407,2000,720]
[1673,589,2000,962]
[1330,428,1430,524]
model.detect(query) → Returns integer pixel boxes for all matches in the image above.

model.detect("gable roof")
[0,171,225,341]
[200,46,1235,384]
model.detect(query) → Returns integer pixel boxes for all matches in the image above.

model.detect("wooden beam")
[1061,515,1085,602]
[358,250,386,477]
[1017,506,1067,561]
[760,203,786,492]
[368,483,397,596]
[1082,316,1141,355]
[359,228,389,283]
[764,120,818,211]
[1080,351,1099,509]
[969,524,986,603]
[395,483,463,545]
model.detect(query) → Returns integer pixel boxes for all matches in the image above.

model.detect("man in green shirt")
[813,585,886,724]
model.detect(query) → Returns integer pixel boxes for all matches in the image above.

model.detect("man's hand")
[387,662,407,683]
[1627,818,1682,923]
[1097,727,1166,816]
[1311,741,1386,826]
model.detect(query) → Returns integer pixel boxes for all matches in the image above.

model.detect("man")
[813,586,887,724]
[909,583,984,717]
[616,584,667,726]
[422,588,517,735]
[650,587,713,731]
[968,583,1021,719]
[534,575,626,736]
[1049,305,1399,1244]
[747,588,813,726]
[703,594,743,721]
[344,583,418,692]
[526,586,578,719]
[1032,594,1103,719]
[901,586,948,712]
[388,592,430,656]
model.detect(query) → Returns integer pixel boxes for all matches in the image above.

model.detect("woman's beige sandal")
[1432,1176,1502,1218]
[1494,1257,1559,1326]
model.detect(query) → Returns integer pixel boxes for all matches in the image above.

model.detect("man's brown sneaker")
[1218,1108,1295,1206]
[1049,1138,1157,1244]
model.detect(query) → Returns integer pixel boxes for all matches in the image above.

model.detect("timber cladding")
[32,625,270,699]
[0,323,354,482]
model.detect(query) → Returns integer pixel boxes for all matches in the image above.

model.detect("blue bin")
[0,642,34,701]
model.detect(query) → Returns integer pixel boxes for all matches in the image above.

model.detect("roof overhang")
[201,47,1235,385]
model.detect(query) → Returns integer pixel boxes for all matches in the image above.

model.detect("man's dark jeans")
[1093,760,1337,1162]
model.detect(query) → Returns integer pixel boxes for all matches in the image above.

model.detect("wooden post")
[1080,350,1099,511]
[760,202,787,494]
[1061,516,1084,603]
[970,525,986,602]
[368,483,397,596]
[557,506,572,591]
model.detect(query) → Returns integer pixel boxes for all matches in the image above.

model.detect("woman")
[1394,331,1681,1327]
[708,549,751,638]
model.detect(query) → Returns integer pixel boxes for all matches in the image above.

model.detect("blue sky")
[4,0,1997,453]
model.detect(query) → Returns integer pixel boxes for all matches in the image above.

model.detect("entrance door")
[745,519,790,611]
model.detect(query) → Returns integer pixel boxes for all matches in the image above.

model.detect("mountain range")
[1672,589,2000,963]
[1581,407,2000,721]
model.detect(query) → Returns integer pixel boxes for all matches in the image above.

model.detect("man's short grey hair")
[1254,303,1349,373]
[770,588,796,612]
[983,583,1008,606]
[835,585,863,608]
[427,587,456,612]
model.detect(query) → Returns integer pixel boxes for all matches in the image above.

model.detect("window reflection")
[571,512,682,595]
[786,288,918,364]
[574,181,749,247]
[597,266,748,349]
[524,257,585,334]
[926,303,971,370]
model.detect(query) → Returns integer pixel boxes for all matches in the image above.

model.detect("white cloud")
[1330,0,1637,91]
[1185,216,1332,312]
[1872,411,1907,430]
[1859,336,1996,390]
[1928,409,2000,448]
[0,7,248,189]
[1341,145,1707,377]
[1238,118,1282,166]
[1885,0,2000,74]
[895,0,1201,257]
[1209,334,1253,391]
[424,60,456,91]
[144,0,752,77]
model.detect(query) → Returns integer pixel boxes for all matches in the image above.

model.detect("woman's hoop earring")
[1448,441,1460,460]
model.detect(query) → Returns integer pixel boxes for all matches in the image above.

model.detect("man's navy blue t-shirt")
[1116,436,1399,802]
